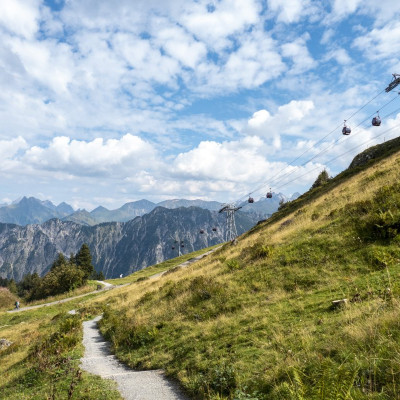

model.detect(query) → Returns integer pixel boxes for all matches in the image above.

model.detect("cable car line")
[271,105,400,192]
[263,94,400,191]
[234,90,400,206]
[275,122,400,192]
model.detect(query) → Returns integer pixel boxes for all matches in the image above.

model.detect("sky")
[1,0,400,211]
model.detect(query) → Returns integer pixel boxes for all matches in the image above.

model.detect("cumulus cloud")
[172,136,270,182]
[247,100,315,138]
[23,134,159,176]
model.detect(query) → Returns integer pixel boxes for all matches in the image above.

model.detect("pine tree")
[51,253,67,270]
[311,169,330,189]
[69,252,76,265]
[76,243,94,279]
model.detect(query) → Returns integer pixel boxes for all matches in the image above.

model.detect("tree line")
[0,243,104,301]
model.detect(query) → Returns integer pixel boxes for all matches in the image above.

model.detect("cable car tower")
[218,204,242,242]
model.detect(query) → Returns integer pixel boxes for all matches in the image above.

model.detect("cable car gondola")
[248,196,254,203]
[342,120,351,135]
[200,229,205,234]
[266,188,272,199]
[172,246,175,250]
[372,112,381,126]
[181,244,185,248]
[212,227,217,232]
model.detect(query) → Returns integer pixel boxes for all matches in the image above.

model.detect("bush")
[356,183,400,241]
[247,242,273,260]
[225,258,242,271]
[29,264,85,301]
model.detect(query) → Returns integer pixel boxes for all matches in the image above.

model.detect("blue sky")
[0,0,400,210]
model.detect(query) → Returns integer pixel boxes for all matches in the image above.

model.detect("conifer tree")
[311,169,330,189]
[76,243,94,279]
[51,253,67,270]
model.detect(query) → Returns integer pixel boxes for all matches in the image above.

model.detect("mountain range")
[0,194,299,227]
[0,206,258,281]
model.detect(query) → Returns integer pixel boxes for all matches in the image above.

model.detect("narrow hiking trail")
[7,246,221,314]
[81,316,188,400]
[6,281,115,313]
[150,246,222,279]
[79,247,222,399]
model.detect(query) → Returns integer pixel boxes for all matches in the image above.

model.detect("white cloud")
[7,37,74,93]
[181,0,260,50]
[281,37,316,73]
[331,0,363,18]
[324,48,352,65]
[320,28,335,45]
[353,21,400,60]
[247,100,315,138]
[155,25,207,69]
[172,136,271,182]
[0,136,27,160]
[193,29,285,93]
[23,134,159,176]
[267,0,311,23]
[248,110,271,129]
[0,0,41,39]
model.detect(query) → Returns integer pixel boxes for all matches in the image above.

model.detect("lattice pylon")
[219,203,241,242]
[225,208,238,241]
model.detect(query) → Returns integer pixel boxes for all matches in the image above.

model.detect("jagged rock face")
[0,207,257,281]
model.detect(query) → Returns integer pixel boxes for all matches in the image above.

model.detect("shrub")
[225,258,242,271]
[247,243,273,260]
[356,183,400,241]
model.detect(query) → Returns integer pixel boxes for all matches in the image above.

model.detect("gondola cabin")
[200,229,205,234]
[266,188,272,198]
[212,227,217,232]
[181,244,185,248]
[372,116,381,126]
[342,121,351,135]
[248,196,254,203]
[172,246,175,250]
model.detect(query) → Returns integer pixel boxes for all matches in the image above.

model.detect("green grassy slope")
[107,243,222,285]
[0,296,122,399]
[95,143,400,399]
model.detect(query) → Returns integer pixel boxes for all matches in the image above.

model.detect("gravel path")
[150,246,222,279]
[81,316,188,400]
[7,281,115,313]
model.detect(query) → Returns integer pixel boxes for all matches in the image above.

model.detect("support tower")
[218,204,242,242]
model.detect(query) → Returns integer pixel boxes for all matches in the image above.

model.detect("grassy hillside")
[89,145,400,399]
[0,296,122,399]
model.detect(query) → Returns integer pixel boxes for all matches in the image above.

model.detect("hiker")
[15,301,20,310]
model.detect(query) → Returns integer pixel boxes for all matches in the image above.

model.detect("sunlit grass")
[106,243,222,285]
[95,149,400,399]
[0,296,122,399]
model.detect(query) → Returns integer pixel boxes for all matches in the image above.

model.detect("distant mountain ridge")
[0,194,298,226]
[0,206,258,281]
[0,197,74,226]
